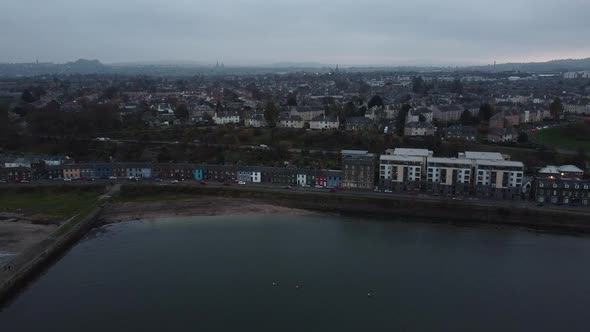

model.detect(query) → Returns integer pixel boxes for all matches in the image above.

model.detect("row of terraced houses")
[0,162,344,188]
[2,151,589,207]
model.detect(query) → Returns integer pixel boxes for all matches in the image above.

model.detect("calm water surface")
[1,214,590,331]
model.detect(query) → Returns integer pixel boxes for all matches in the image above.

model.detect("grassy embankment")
[0,187,102,223]
[531,126,590,153]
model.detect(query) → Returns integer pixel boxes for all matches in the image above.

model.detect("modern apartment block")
[380,148,432,191]
[426,157,472,195]
[379,148,524,199]
[341,150,376,189]
[473,159,524,199]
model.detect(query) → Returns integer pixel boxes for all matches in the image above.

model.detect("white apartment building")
[474,159,524,189]
[213,112,240,125]
[426,157,472,186]
[564,104,590,115]
[157,103,174,114]
[389,148,433,173]
[279,115,305,129]
[309,115,339,130]
[380,155,423,183]
[244,114,266,128]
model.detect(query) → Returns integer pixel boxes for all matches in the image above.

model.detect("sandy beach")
[0,221,57,265]
[101,197,315,224]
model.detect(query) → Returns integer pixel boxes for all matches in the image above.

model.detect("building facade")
[341,150,376,189]
[426,158,472,195]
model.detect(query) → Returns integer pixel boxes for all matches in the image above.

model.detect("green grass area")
[0,189,101,221]
[531,127,590,153]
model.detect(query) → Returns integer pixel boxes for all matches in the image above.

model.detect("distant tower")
[36,58,39,65]
[216,60,219,68]
[335,64,339,73]
[493,60,496,72]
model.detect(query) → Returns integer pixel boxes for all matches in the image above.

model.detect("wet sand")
[101,197,315,224]
[0,222,57,265]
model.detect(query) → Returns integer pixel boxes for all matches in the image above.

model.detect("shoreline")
[115,184,590,234]
[100,197,317,224]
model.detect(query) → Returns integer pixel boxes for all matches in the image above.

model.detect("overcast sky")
[2,0,590,66]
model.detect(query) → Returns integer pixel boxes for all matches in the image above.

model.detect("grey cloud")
[1,0,589,65]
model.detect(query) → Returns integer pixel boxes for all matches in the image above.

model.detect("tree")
[396,104,411,136]
[44,100,60,112]
[0,104,16,147]
[450,79,463,94]
[264,100,279,128]
[418,114,426,122]
[203,113,213,124]
[358,80,371,94]
[287,94,297,106]
[517,132,529,143]
[571,148,588,169]
[412,76,425,94]
[157,147,172,163]
[21,89,36,103]
[460,110,474,125]
[478,103,494,122]
[368,95,384,109]
[549,97,564,120]
[358,106,368,116]
[174,103,189,121]
[102,86,119,100]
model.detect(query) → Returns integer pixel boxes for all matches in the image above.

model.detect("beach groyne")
[0,207,103,307]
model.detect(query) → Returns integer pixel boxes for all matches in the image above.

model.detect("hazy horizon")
[3,0,590,66]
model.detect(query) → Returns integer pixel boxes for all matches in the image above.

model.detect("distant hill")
[2,57,590,77]
[0,58,106,76]
[465,58,590,73]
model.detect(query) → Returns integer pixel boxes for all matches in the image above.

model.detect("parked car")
[63,178,72,182]
[171,180,179,183]
[238,181,246,185]
[109,176,117,180]
[329,188,337,193]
